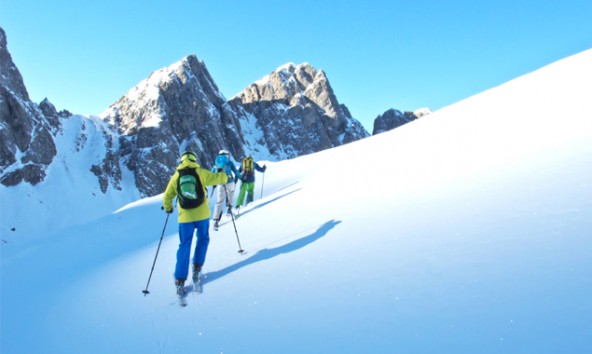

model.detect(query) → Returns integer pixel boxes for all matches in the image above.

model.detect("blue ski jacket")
[211,154,242,183]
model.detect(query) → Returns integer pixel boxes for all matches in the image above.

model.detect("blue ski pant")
[175,219,210,281]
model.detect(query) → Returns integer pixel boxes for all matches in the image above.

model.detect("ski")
[193,272,203,294]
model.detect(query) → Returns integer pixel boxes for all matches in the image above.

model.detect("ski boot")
[175,279,186,296]
[175,279,187,306]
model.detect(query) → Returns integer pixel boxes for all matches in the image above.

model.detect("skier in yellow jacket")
[162,151,227,296]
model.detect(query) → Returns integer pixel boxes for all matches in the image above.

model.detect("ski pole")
[260,171,265,200]
[142,212,170,295]
[223,184,245,254]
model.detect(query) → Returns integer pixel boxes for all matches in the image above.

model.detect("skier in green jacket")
[235,155,266,209]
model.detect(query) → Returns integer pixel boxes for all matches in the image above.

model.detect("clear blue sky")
[1,0,590,131]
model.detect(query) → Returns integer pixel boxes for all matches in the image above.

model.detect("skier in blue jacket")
[211,150,241,230]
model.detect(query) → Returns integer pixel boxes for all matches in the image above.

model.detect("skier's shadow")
[235,186,301,219]
[204,219,341,284]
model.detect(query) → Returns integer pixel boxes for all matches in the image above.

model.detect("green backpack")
[177,168,204,209]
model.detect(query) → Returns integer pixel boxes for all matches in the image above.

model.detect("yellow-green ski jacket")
[162,159,228,223]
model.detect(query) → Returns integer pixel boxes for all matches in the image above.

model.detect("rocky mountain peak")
[102,55,225,136]
[0,26,58,186]
[100,54,247,196]
[0,27,29,100]
[236,62,339,115]
[229,62,369,159]
[243,62,348,122]
[372,107,432,135]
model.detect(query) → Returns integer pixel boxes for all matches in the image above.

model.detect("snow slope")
[2,49,592,353]
[0,113,140,240]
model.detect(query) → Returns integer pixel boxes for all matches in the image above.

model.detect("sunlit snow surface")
[2,50,592,353]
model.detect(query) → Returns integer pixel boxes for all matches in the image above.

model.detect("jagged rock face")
[87,121,123,194]
[102,55,247,196]
[0,27,58,186]
[0,28,28,100]
[372,109,418,135]
[102,60,370,197]
[230,63,369,158]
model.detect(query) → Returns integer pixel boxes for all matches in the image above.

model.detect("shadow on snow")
[205,219,341,284]
[235,186,302,219]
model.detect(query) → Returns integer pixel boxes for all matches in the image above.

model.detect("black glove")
[161,206,173,214]
[217,168,223,173]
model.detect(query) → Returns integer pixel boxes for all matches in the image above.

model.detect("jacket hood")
[177,159,200,170]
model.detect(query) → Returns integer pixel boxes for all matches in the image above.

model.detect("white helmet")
[219,150,229,155]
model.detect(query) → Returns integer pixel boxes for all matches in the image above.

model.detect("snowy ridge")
[2,49,592,353]
[247,62,327,103]
[100,57,192,133]
[252,62,310,88]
